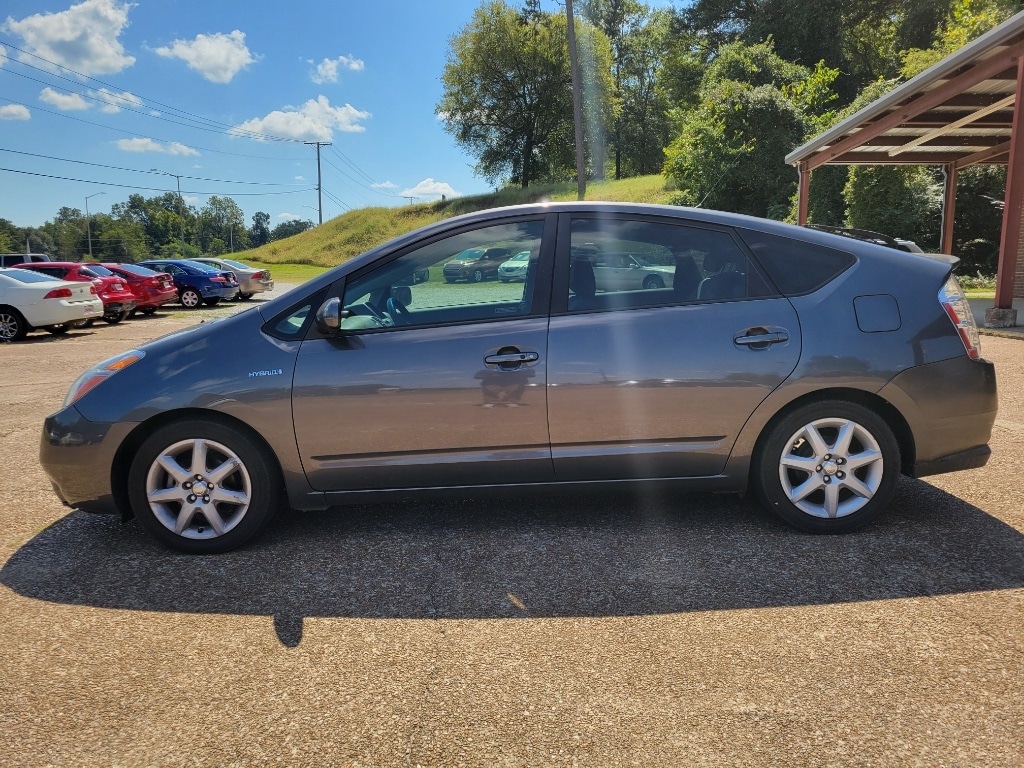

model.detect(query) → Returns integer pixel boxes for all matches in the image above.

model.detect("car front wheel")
[754,400,900,533]
[180,288,201,308]
[471,269,484,283]
[127,419,281,553]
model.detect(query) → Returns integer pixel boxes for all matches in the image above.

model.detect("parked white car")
[0,267,103,341]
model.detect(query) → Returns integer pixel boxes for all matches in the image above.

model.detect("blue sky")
[0,0,625,230]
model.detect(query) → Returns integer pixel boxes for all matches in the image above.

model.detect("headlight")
[63,349,146,406]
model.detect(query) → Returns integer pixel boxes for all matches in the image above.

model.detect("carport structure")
[787,10,1024,327]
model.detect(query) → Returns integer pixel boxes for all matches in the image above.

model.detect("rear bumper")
[878,355,997,479]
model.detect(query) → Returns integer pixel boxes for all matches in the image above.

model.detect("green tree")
[271,219,314,241]
[663,41,830,218]
[438,0,613,187]
[843,165,942,249]
[249,211,271,248]
[0,218,22,253]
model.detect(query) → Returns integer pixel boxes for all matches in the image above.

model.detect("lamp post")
[152,169,186,257]
[85,192,106,260]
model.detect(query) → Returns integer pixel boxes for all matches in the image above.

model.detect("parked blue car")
[138,259,239,307]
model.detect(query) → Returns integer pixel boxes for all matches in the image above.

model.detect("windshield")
[454,248,484,262]
[82,265,114,277]
[111,263,160,276]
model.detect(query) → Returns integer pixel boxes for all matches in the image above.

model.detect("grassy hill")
[238,175,674,269]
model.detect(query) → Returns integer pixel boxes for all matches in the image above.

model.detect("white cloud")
[39,86,89,110]
[277,212,300,220]
[400,178,460,200]
[154,30,256,84]
[294,175,307,182]
[0,45,7,67]
[309,54,364,84]
[115,137,199,156]
[93,88,141,113]
[373,180,397,189]
[2,0,135,76]
[231,95,370,141]
[0,104,30,120]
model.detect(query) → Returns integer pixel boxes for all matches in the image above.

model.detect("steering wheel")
[387,295,412,325]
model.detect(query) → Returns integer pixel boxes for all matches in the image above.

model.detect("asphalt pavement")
[1,291,1022,766]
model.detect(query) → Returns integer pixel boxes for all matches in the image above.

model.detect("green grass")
[234,175,676,269]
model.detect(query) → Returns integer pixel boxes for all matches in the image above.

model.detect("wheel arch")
[747,387,916,484]
[111,407,286,521]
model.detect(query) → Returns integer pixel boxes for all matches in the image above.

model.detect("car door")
[292,216,555,493]
[547,213,801,480]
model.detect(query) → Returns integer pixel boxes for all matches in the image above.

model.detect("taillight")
[44,287,73,299]
[939,275,981,360]
[90,285,98,294]
[211,276,226,284]
[254,270,267,279]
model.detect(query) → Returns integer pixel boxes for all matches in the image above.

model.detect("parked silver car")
[40,202,996,553]
[592,251,676,291]
[190,257,274,300]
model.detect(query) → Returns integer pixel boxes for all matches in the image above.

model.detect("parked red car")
[101,263,178,316]
[13,262,137,323]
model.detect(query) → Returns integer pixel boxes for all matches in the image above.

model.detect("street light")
[151,169,186,257]
[85,192,106,260]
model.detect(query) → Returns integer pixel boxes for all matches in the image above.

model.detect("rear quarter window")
[739,229,855,296]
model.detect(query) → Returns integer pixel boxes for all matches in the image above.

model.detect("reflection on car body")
[40,202,996,554]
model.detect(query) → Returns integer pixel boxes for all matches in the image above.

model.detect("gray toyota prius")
[40,202,998,553]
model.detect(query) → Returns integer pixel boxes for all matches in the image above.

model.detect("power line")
[0,96,302,162]
[0,147,309,186]
[0,166,318,196]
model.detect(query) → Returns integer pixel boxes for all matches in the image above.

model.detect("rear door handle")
[485,351,539,365]
[735,329,789,349]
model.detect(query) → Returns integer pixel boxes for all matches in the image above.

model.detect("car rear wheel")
[180,288,201,308]
[127,420,281,553]
[0,307,28,341]
[237,292,253,301]
[444,277,457,284]
[103,310,130,324]
[754,400,900,533]
[642,275,664,290]
[140,307,157,316]
[45,324,71,335]
[204,298,221,307]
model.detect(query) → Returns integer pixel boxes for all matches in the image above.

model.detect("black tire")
[0,307,28,341]
[103,309,130,325]
[45,324,71,336]
[753,400,900,534]
[127,419,281,553]
[642,275,664,290]
[128,309,138,319]
[204,298,221,307]
[500,278,509,283]
[180,288,202,308]
[471,269,484,283]
[140,307,157,316]
[444,277,457,284]
[237,292,253,301]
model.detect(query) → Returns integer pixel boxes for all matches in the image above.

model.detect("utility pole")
[566,0,587,201]
[305,141,331,225]
[85,191,105,260]
[152,169,186,257]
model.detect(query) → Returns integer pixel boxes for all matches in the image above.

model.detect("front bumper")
[40,405,136,515]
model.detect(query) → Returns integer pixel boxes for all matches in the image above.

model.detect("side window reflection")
[567,218,758,313]
[340,220,544,331]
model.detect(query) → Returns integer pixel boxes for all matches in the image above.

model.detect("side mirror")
[315,297,351,334]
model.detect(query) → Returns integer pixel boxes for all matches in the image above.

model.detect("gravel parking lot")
[1,287,1022,766]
